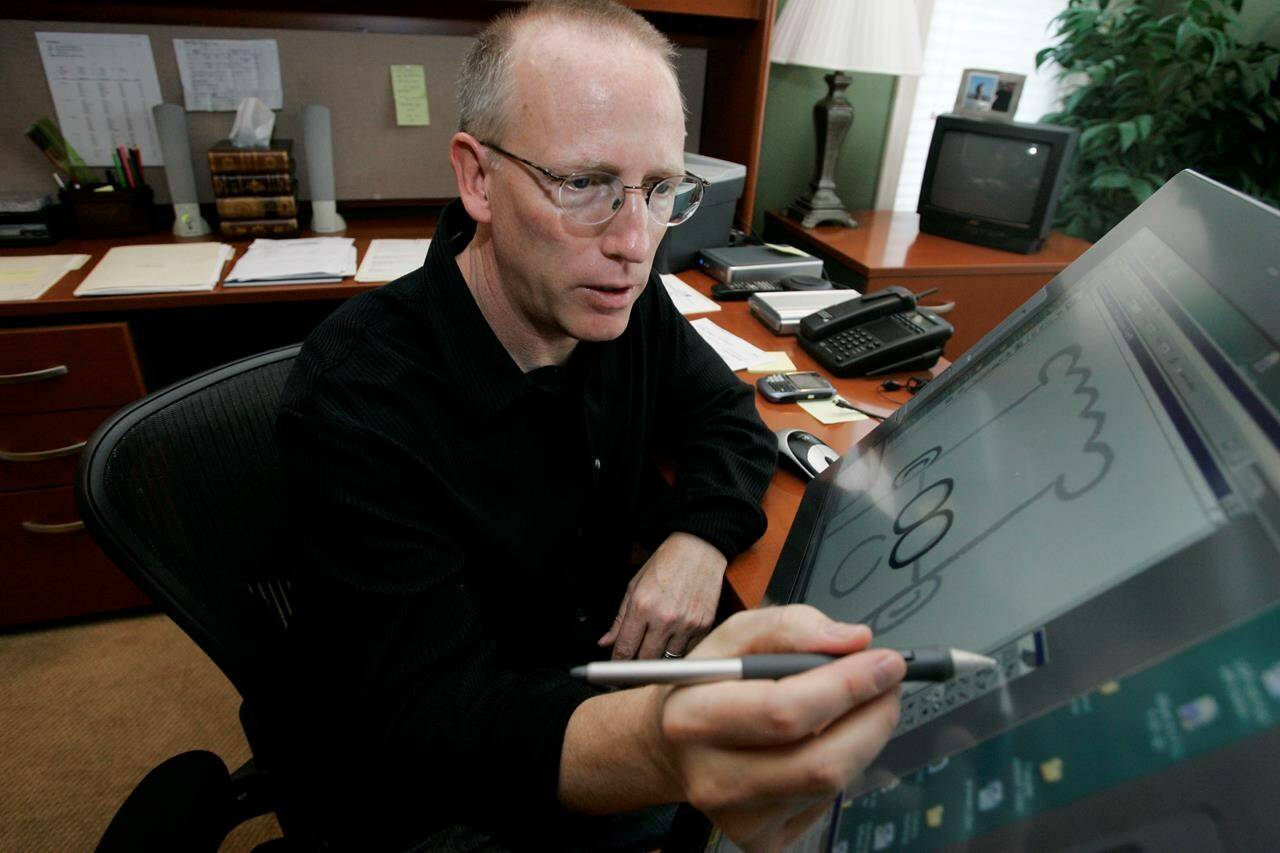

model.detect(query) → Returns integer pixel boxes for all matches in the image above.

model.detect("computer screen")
[927,131,1053,225]
[743,172,1280,852]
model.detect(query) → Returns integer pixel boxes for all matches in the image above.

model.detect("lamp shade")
[771,0,924,76]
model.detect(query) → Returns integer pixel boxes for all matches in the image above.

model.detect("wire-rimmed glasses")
[482,141,709,228]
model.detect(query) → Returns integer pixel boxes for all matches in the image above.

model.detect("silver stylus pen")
[570,647,997,687]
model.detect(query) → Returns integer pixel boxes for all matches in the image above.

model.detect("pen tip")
[569,665,587,679]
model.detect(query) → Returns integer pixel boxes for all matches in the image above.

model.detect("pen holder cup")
[59,185,157,237]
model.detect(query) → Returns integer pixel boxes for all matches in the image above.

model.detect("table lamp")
[772,0,923,228]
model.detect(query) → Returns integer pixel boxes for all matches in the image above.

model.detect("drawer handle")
[0,441,87,463]
[22,519,86,534]
[0,365,70,385]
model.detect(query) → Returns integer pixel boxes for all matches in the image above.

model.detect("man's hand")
[560,605,905,853]
[660,606,904,851]
[598,531,726,660]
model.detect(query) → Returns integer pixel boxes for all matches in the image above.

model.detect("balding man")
[276,1,904,850]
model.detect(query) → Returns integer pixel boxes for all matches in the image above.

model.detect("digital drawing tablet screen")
[737,172,1280,852]
[791,217,1280,661]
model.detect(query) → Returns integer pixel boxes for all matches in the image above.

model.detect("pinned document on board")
[173,39,284,111]
[391,65,431,126]
[35,32,164,166]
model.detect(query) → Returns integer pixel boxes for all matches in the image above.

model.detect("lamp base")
[787,193,858,229]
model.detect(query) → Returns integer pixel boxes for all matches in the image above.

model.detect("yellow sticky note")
[746,352,797,373]
[798,397,870,424]
[1099,680,1121,695]
[1040,757,1064,783]
[391,65,430,126]
[925,805,944,828]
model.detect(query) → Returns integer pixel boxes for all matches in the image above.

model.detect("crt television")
[681,171,1280,852]
[917,114,1077,254]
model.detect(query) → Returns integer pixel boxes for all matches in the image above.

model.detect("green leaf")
[1079,123,1114,151]
[1091,170,1132,190]
[1135,114,1154,138]
[1036,47,1057,70]
[1129,177,1156,203]
[1118,120,1139,151]
[1176,20,1199,52]
[1246,112,1267,132]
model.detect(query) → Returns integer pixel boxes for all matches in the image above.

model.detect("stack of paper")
[223,237,357,286]
[355,238,431,282]
[74,243,234,296]
[0,254,92,301]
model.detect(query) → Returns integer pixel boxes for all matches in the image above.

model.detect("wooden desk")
[764,210,1091,358]
[0,228,925,626]
[674,270,943,610]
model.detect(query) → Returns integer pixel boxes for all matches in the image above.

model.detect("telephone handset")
[797,285,954,377]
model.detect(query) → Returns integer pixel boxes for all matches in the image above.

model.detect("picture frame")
[953,68,1026,122]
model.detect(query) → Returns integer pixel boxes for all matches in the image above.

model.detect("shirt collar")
[419,200,602,415]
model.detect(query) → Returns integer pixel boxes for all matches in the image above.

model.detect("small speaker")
[302,104,345,233]
[151,103,211,238]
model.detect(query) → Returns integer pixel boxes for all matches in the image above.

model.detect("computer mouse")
[776,428,840,480]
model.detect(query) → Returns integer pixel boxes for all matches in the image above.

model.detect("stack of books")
[208,139,298,239]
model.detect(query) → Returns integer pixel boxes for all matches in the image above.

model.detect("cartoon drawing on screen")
[815,344,1114,635]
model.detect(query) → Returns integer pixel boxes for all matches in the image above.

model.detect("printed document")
[74,243,233,296]
[36,32,164,166]
[0,254,91,302]
[688,318,769,371]
[355,239,432,282]
[174,39,284,111]
[660,273,719,316]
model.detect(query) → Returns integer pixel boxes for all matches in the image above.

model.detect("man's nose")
[602,188,652,264]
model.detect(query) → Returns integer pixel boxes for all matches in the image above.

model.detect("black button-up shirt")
[275,201,775,847]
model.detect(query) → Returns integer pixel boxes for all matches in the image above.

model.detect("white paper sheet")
[173,39,284,112]
[688,318,770,372]
[659,273,719,316]
[0,254,90,302]
[355,239,432,282]
[35,32,164,167]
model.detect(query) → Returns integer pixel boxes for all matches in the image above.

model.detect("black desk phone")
[797,285,954,377]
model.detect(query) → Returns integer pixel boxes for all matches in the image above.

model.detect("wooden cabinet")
[0,323,149,627]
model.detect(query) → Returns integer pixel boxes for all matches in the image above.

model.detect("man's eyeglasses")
[481,141,709,228]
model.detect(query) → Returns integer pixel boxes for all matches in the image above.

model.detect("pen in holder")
[59,184,157,237]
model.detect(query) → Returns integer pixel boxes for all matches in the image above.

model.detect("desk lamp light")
[771,0,923,228]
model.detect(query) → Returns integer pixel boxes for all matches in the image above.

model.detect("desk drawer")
[0,323,145,414]
[0,406,118,493]
[0,484,148,627]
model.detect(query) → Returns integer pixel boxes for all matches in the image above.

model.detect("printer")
[652,151,745,274]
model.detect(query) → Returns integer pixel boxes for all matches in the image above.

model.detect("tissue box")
[653,151,746,274]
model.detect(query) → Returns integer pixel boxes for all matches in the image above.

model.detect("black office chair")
[77,345,315,852]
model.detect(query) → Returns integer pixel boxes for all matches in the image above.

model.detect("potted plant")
[1037,0,1280,241]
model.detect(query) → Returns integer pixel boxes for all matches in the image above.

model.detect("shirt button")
[593,458,602,471]
[575,528,585,540]
[575,608,588,623]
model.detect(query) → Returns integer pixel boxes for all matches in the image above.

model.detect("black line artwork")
[816,343,1115,636]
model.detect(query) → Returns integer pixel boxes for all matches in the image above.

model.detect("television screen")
[928,131,1054,225]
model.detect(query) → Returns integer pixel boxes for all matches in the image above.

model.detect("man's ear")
[450,132,493,224]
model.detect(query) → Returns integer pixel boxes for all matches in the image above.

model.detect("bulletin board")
[0,18,706,205]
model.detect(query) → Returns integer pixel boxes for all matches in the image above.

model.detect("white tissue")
[229,97,276,148]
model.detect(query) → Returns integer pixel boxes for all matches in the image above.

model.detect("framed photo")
[953,68,1026,122]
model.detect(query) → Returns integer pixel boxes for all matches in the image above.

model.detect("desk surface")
[676,270,943,610]
[765,209,1092,279]
[0,217,438,319]
[1,225,930,608]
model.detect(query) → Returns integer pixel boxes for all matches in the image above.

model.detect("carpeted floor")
[0,611,281,851]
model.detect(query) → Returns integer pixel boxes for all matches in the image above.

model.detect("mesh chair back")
[77,346,301,699]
